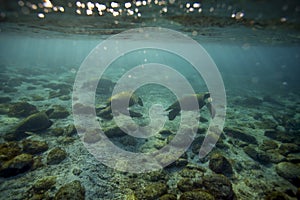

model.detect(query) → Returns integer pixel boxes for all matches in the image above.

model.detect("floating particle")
[235,11,244,20]
[280,17,287,22]
[125,2,131,8]
[37,13,45,18]
[193,3,201,8]
[86,9,93,15]
[111,2,119,8]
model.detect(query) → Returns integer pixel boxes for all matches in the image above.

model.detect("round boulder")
[54,180,85,200]
[209,153,233,176]
[46,147,67,165]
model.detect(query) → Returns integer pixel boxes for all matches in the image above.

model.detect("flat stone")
[224,127,258,145]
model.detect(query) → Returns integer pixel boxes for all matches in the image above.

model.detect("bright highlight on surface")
[15,0,253,22]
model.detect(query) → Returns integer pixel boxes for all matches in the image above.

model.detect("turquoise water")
[0,0,300,199]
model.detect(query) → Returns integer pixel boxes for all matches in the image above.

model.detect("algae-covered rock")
[46,147,67,165]
[259,140,278,151]
[276,162,300,187]
[96,78,116,94]
[65,124,77,136]
[209,153,233,176]
[243,145,271,164]
[31,94,45,101]
[224,127,258,144]
[83,130,102,144]
[51,127,65,136]
[54,180,85,200]
[14,109,54,134]
[21,139,48,155]
[179,168,205,179]
[278,143,300,156]
[48,105,70,119]
[8,101,38,117]
[264,191,290,200]
[177,178,195,192]
[167,158,188,168]
[203,174,235,200]
[159,194,177,200]
[137,182,168,200]
[103,125,126,138]
[0,153,33,177]
[179,190,215,200]
[32,176,56,193]
[0,141,22,162]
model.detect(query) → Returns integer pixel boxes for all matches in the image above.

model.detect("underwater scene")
[0,0,300,199]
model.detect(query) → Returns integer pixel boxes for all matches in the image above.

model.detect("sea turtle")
[97,91,143,119]
[165,93,215,120]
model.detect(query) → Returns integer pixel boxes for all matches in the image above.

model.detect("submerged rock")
[224,127,258,145]
[54,180,85,200]
[278,143,300,156]
[103,125,126,138]
[97,78,116,94]
[264,191,291,200]
[209,153,233,176]
[81,78,115,94]
[83,130,102,144]
[0,141,22,162]
[259,140,278,151]
[243,145,271,164]
[160,194,177,200]
[65,124,77,136]
[46,147,67,165]
[136,182,168,200]
[32,176,57,193]
[14,109,54,134]
[177,178,196,192]
[8,101,38,117]
[21,139,48,155]
[48,105,70,119]
[0,153,33,177]
[202,174,235,200]
[264,129,295,143]
[179,190,215,200]
[276,162,300,187]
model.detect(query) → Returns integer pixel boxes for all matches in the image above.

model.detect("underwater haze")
[0,0,300,199]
